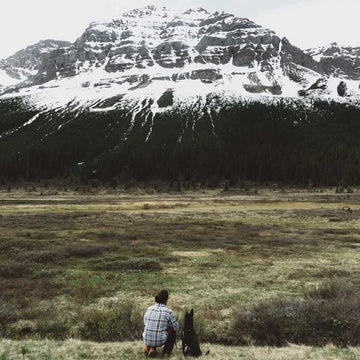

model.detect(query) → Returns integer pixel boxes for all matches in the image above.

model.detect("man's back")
[143,303,179,347]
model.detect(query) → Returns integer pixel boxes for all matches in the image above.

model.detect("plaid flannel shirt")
[143,303,179,347]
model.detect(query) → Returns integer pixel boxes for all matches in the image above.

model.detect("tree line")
[1,97,360,186]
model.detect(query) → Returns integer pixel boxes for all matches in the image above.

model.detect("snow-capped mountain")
[1,5,359,111]
[1,6,360,184]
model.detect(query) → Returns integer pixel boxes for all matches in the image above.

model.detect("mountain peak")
[184,7,210,14]
[1,6,359,104]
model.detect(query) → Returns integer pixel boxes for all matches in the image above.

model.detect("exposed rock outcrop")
[337,81,348,97]
[1,6,359,100]
[306,43,360,80]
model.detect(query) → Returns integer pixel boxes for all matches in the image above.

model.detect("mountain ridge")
[1,6,360,185]
[305,42,360,80]
[1,5,359,107]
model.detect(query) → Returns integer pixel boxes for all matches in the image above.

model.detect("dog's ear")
[190,309,194,316]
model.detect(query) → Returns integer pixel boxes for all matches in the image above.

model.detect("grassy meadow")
[1,185,360,358]
[2,339,360,360]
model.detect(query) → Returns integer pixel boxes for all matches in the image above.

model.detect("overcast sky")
[1,0,359,59]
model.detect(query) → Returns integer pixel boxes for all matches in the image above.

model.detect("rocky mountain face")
[1,6,360,185]
[306,43,360,80]
[1,5,359,105]
[0,40,71,91]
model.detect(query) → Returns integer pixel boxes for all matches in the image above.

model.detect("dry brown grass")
[1,340,360,360]
[0,187,360,346]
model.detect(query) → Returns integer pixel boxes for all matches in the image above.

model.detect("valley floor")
[1,340,360,360]
[1,186,360,356]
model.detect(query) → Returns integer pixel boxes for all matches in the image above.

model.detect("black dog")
[182,309,202,357]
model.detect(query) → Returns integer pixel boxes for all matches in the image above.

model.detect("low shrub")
[0,239,40,253]
[92,257,162,272]
[0,302,17,337]
[35,320,68,340]
[96,230,138,244]
[78,303,143,342]
[17,249,68,264]
[305,279,355,300]
[96,231,122,241]
[233,280,360,347]
[0,261,32,278]
[312,269,351,279]
[8,320,36,338]
[160,255,180,263]
[68,279,109,302]
[123,258,162,271]
[66,244,110,257]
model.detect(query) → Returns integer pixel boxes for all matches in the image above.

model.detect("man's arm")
[168,310,179,331]
[144,308,149,325]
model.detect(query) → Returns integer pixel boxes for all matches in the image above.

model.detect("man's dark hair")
[155,289,169,304]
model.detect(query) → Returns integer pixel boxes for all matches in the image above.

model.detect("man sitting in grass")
[143,290,179,357]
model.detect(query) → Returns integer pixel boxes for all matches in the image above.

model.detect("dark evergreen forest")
[1,97,360,186]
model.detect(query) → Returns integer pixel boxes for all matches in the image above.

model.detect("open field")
[1,186,360,357]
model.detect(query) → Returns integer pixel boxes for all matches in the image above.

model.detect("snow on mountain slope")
[0,66,25,88]
[0,6,359,113]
